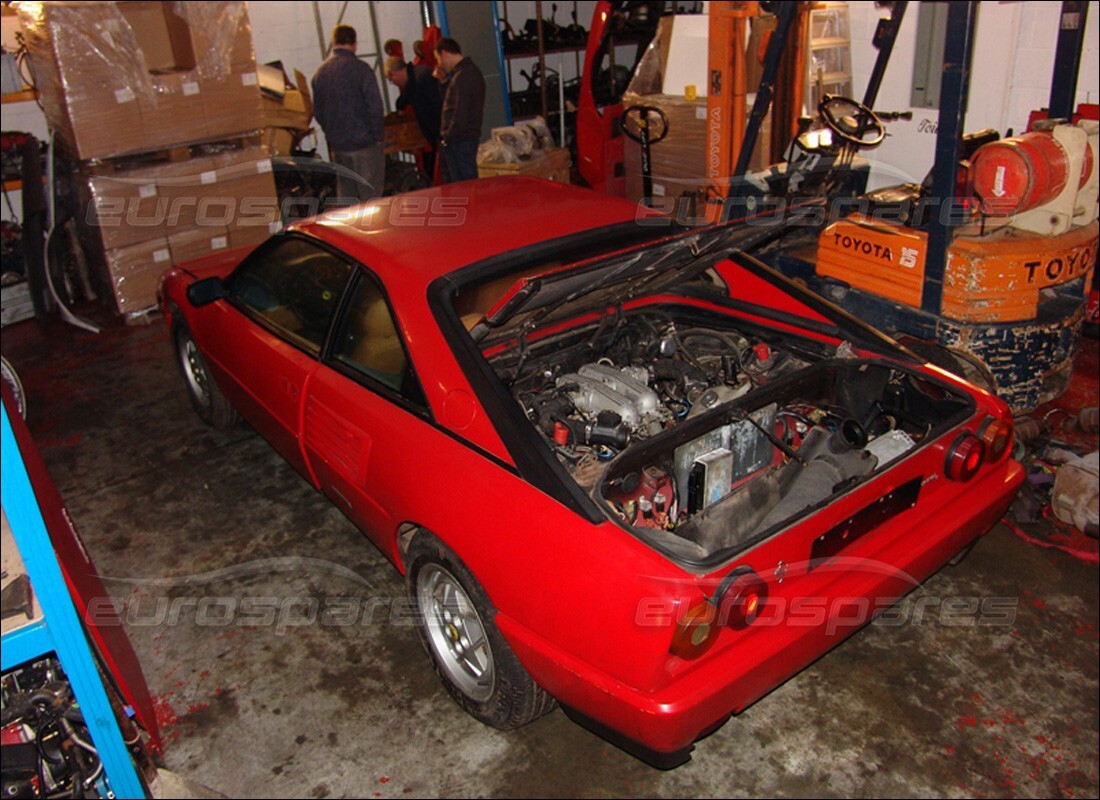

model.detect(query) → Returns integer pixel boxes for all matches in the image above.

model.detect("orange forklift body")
[816,214,1098,323]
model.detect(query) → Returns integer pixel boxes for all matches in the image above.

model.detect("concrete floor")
[2,317,1097,799]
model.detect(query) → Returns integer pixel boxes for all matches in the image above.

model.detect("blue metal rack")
[2,401,146,798]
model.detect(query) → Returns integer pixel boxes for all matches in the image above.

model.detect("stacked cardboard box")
[259,64,313,157]
[76,142,280,315]
[20,1,277,319]
[620,14,772,213]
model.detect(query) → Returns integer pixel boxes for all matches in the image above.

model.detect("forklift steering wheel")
[622,106,670,145]
[818,95,886,148]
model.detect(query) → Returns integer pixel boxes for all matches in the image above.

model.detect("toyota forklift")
[578,1,1098,413]
[753,1,1097,413]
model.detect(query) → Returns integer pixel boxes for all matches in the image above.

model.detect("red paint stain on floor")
[152,693,181,742]
[956,715,978,729]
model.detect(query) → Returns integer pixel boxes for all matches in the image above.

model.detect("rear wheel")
[174,326,239,429]
[406,533,555,729]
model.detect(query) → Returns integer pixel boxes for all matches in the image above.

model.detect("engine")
[1,656,155,798]
[494,308,971,560]
[510,314,804,461]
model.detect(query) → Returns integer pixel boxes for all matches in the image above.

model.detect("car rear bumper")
[498,458,1024,759]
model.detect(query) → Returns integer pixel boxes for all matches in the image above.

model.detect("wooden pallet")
[80,131,265,175]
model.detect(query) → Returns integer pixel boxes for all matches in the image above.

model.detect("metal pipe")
[920,0,979,316]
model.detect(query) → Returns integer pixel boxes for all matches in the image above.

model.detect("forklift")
[753,1,1097,414]
[579,1,1098,413]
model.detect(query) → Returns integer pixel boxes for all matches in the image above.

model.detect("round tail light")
[978,417,1013,462]
[669,601,720,660]
[714,568,768,630]
[946,432,986,481]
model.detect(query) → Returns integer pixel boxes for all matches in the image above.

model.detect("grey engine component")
[556,363,663,430]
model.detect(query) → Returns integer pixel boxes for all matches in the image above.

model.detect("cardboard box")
[478,147,571,183]
[119,2,197,74]
[202,69,263,142]
[263,128,296,159]
[189,3,257,71]
[19,1,153,160]
[260,67,312,130]
[384,113,429,154]
[78,168,169,251]
[78,140,274,256]
[259,64,311,156]
[100,237,173,316]
[168,226,230,267]
[228,222,278,253]
[214,148,280,234]
[19,1,260,161]
[621,92,705,205]
[621,91,771,206]
[143,71,208,151]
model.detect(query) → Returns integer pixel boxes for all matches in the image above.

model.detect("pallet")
[80,131,265,175]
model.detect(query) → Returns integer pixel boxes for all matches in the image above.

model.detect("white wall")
[4,0,1096,217]
[247,1,425,95]
[848,0,1100,189]
[246,1,425,155]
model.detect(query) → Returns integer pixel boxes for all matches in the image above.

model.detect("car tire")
[174,325,239,430]
[406,533,556,730]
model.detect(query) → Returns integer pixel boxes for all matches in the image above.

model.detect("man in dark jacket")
[311,25,385,204]
[384,55,442,181]
[433,37,485,183]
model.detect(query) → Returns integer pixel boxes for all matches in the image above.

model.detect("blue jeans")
[441,137,480,183]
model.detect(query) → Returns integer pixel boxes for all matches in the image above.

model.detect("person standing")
[433,37,485,183]
[384,55,443,181]
[311,25,385,204]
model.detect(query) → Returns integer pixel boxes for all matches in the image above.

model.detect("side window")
[230,237,352,354]
[331,272,426,406]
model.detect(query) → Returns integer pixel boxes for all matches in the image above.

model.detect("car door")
[205,236,353,477]
[302,268,432,547]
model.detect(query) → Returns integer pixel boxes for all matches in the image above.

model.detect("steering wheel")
[818,94,885,148]
[621,105,670,145]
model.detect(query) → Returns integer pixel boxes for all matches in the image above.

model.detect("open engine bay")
[1,656,153,798]
[493,306,974,563]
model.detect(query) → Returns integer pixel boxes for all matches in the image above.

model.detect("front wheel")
[174,326,239,429]
[406,533,555,730]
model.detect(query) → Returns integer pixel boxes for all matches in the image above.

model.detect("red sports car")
[160,177,1023,766]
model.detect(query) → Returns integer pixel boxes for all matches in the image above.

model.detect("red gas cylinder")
[971,131,1069,215]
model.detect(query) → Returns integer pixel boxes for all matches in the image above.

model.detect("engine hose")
[561,417,628,449]
[67,729,97,757]
[678,328,747,367]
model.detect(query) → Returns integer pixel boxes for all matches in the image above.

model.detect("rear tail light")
[669,601,719,660]
[670,567,769,660]
[978,416,1013,462]
[945,432,985,481]
[714,568,768,630]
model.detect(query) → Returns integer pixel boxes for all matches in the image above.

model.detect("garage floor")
[2,316,1097,799]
